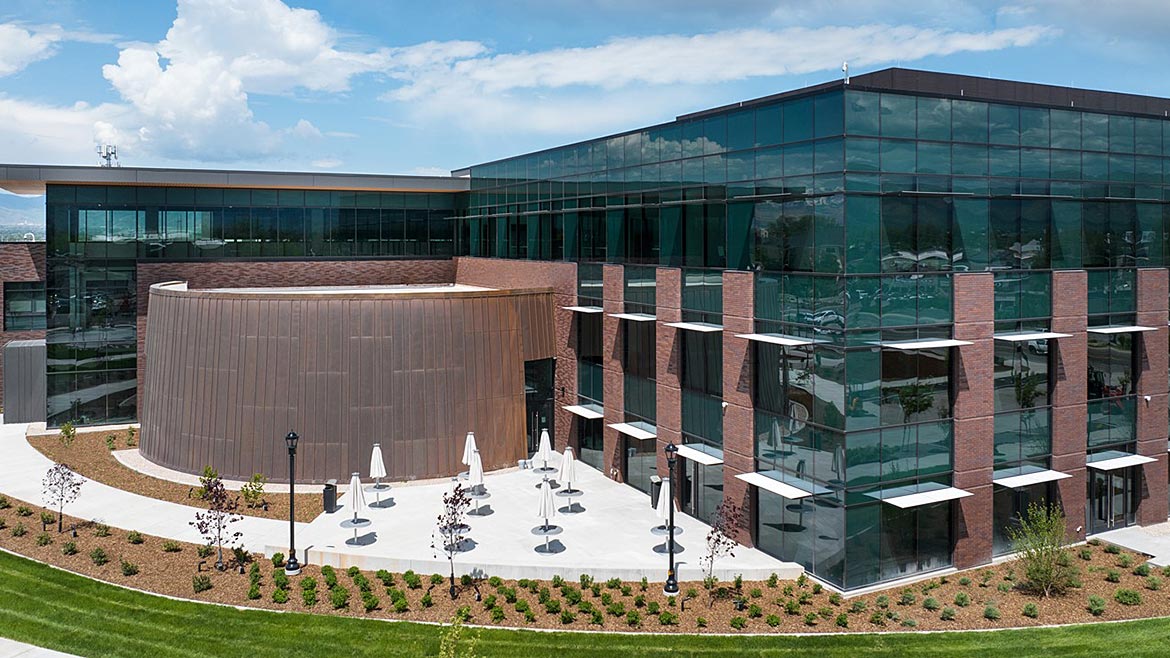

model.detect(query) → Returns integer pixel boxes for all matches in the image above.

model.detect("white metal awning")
[674,443,724,466]
[874,339,974,350]
[663,321,724,333]
[735,333,819,347]
[608,312,657,322]
[993,331,1072,342]
[562,404,604,420]
[608,422,657,440]
[561,305,604,314]
[734,471,830,499]
[866,483,973,508]
[1087,325,1158,334]
[1087,453,1157,471]
[992,468,1072,489]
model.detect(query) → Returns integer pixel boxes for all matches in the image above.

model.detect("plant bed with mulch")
[2,491,1170,634]
[29,429,323,522]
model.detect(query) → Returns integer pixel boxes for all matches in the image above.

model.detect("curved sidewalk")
[0,419,301,553]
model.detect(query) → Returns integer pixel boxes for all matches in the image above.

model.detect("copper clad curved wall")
[140,282,553,483]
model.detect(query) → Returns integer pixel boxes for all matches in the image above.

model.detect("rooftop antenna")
[842,61,850,85]
[96,144,119,168]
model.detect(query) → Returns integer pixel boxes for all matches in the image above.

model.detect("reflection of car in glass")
[1026,340,1048,355]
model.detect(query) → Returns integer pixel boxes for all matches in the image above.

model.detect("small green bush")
[1104,544,1121,555]
[1134,563,1151,577]
[493,607,508,623]
[273,589,288,604]
[901,618,918,628]
[330,586,350,610]
[488,575,503,588]
[247,583,261,600]
[192,575,212,593]
[767,573,779,588]
[785,599,801,615]
[273,571,289,590]
[320,565,338,588]
[849,600,867,614]
[0,495,9,509]
[302,588,318,607]
[1079,548,1092,561]
[11,523,26,538]
[954,591,970,607]
[1088,595,1106,616]
[803,612,818,626]
[626,610,642,627]
[162,540,181,553]
[93,523,110,538]
[455,606,471,623]
[606,601,625,617]
[750,587,763,599]
[958,576,972,586]
[126,530,144,545]
[621,585,632,597]
[421,592,433,608]
[1147,576,1162,591]
[429,573,444,586]
[875,595,889,609]
[16,506,31,517]
[605,577,621,589]
[196,545,214,559]
[120,560,139,576]
[89,548,108,566]
[940,607,956,621]
[556,609,574,625]
[747,603,762,619]
[728,616,746,630]
[362,593,378,612]
[658,611,678,626]
[1118,554,1134,568]
[646,601,659,615]
[696,616,708,628]
[997,582,1013,593]
[1114,588,1142,606]
[835,612,849,628]
[923,597,940,611]
[393,598,409,613]
[899,590,916,606]
[829,592,843,606]
[35,533,51,547]
[61,541,78,556]
[1106,569,1122,583]
[40,512,55,527]
[301,576,317,591]
[544,599,561,614]
[1023,603,1039,618]
[376,570,394,587]
[270,552,285,567]
[983,605,1001,621]
[403,571,422,589]
[868,611,886,626]
[765,613,780,627]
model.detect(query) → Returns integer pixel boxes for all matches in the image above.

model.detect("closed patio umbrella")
[558,446,579,494]
[369,443,387,489]
[655,477,677,528]
[468,449,485,489]
[537,477,556,529]
[347,472,367,521]
[461,432,478,466]
[534,428,554,472]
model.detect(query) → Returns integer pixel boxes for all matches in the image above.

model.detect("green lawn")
[2,550,1170,657]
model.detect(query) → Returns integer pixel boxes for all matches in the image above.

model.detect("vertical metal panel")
[2,339,45,423]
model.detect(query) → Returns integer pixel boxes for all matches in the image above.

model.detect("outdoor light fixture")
[284,430,302,576]
[664,442,679,596]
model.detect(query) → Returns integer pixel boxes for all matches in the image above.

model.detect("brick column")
[601,264,625,481]
[554,264,580,454]
[1136,268,1169,524]
[951,273,995,569]
[655,268,682,478]
[1051,270,1088,541]
[722,271,755,546]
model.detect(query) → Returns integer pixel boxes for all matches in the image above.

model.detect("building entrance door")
[679,458,723,525]
[1088,469,1135,535]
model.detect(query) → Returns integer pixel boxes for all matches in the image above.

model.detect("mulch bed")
[29,430,322,523]
[1,491,1169,633]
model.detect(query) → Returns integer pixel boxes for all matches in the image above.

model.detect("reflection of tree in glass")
[897,383,934,425]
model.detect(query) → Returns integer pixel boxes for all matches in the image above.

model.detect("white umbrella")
[468,449,485,489]
[461,432,478,466]
[534,428,553,470]
[655,477,677,525]
[369,443,387,487]
[558,446,578,493]
[347,472,367,521]
[537,477,556,528]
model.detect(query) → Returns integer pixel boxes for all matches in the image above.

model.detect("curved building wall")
[140,282,553,483]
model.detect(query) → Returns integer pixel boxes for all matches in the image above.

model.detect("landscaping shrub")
[605,577,621,589]
[539,587,552,604]
[875,595,889,609]
[247,583,261,600]
[321,565,338,588]
[646,601,660,615]
[627,610,642,627]
[983,605,1001,621]
[196,545,213,559]
[747,603,762,619]
[606,601,626,617]
[514,599,530,613]
[765,613,780,627]
[750,587,763,599]
[192,575,212,593]
[455,606,471,623]
[330,586,350,610]
[578,601,594,614]
[120,560,139,576]
[728,616,745,630]
[812,583,823,594]
[488,575,503,588]
[302,588,318,607]
[818,606,833,620]
[162,540,181,553]
[560,610,575,625]
[1106,570,1121,583]
[1007,503,1078,597]
[923,597,941,611]
[1087,595,1106,616]
[1118,554,1134,569]
[544,599,561,614]
[89,548,108,566]
[1162,565,1170,578]
[1104,544,1121,555]
[1079,548,1092,561]
[493,607,508,623]
[273,589,288,604]
[273,571,289,590]
[11,523,26,537]
[126,530,144,545]
[835,613,848,628]
[404,570,422,589]
[1147,576,1162,591]
[551,575,564,588]
[1023,603,1039,618]
[93,523,110,537]
[460,574,472,587]
[15,506,31,517]
[958,576,971,586]
[271,552,285,568]
[901,619,918,628]
[501,587,517,604]
[40,512,55,528]
[0,495,9,509]
[523,609,536,623]
[36,533,51,547]
[301,576,317,591]
[899,590,916,606]
[421,592,433,608]
[954,591,970,607]
[1114,588,1142,606]
[997,582,1013,593]
[849,600,867,614]
[785,599,801,615]
[803,612,818,626]
[767,573,779,588]
[829,592,843,606]
[482,594,497,610]
[1134,563,1151,577]
[940,607,956,621]
[61,541,78,556]
[696,616,708,628]
[868,611,886,626]
[362,593,378,612]
[393,598,409,613]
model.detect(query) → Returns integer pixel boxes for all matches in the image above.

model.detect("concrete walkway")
[1097,522,1170,567]
[0,638,75,658]
[0,419,301,554]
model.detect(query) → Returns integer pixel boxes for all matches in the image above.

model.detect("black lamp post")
[664,442,679,596]
[284,431,301,576]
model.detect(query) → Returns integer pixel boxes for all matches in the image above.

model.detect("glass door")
[1088,468,1134,534]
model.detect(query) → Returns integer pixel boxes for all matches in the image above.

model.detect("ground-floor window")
[843,500,952,589]
[679,459,723,525]
[992,482,1051,556]
[577,417,603,472]
[756,488,846,588]
[624,435,656,495]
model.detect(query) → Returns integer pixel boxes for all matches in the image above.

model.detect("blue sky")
[1,0,1170,223]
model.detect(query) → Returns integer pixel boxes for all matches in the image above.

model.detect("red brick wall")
[1051,270,1088,541]
[1136,268,1169,524]
[722,271,755,545]
[601,265,625,480]
[655,268,682,479]
[0,242,47,407]
[135,259,456,412]
[951,273,995,569]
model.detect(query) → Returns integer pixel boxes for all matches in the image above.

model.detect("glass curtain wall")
[622,266,657,495]
[679,268,724,523]
[576,263,605,471]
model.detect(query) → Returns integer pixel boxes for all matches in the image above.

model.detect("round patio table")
[555,488,583,513]
[532,524,563,554]
[340,517,371,546]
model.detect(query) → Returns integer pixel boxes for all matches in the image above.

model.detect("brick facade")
[1136,268,1170,524]
[1051,270,1089,541]
[0,242,46,407]
[601,265,625,480]
[722,271,755,546]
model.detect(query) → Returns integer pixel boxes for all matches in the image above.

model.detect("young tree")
[190,474,243,571]
[699,500,745,592]
[431,484,471,600]
[42,464,84,533]
[1008,502,1077,597]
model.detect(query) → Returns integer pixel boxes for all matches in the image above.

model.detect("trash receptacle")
[323,479,337,513]
[649,475,662,510]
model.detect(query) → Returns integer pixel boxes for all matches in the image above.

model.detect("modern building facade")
[3,68,1170,589]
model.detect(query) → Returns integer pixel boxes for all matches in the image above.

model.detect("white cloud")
[0,96,132,165]
[311,157,342,168]
[409,166,451,177]
[383,23,1056,135]
[0,24,63,76]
